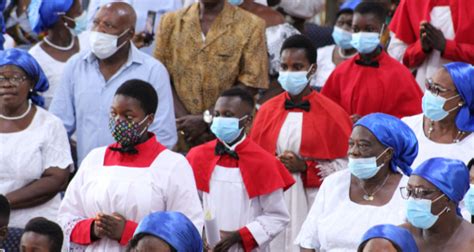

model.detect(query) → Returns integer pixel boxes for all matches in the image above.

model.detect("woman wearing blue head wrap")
[127,211,203,252]
[0,48,72,230]
[402,63,474,219]
[358,224,418,252]
[28,0,87,108]
[401,157,474,252]
[296,113,418,251]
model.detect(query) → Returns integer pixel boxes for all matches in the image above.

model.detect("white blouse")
[0,107,72,228]
[58,147,204,252]
[295,169,408,252]
[402,114,474,168]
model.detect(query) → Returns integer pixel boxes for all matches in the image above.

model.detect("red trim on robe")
[70,218,95,245]
[239,227,258,252]
[104,133,166,168]
[321,51,423,118]
[186,138,295,199]
[390,0,474,67]
[119,220,138,246]
[250,91,352,187]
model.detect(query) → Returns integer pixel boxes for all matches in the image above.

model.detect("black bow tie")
[355,59,380,68]
[109,145,139,154]
[215,141,239,160]
[284,99,310,112]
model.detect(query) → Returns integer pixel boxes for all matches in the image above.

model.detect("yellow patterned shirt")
[154,2,269,114]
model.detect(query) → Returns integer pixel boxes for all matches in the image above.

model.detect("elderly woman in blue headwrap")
[0,48,72,230]
[27,0,86,108]
[127,211,203,252]
[295,113,418,251]
[358,224,418,252]
[401,158,474,251]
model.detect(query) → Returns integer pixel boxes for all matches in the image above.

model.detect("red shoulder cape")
[186,138,295,199]
[250,90,352,160]
[321,51,423,118]
[390,0,474,66]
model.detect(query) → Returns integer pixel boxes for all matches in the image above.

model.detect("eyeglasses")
[425,78,454,96]
[400,186,440,200]
[0,75,28,86]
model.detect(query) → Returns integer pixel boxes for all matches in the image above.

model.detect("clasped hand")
[92,212,127,241]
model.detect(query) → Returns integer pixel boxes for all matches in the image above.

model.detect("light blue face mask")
[332,26,353,49]
[278,71,309,95]
[64,11,88,36]
[348,148,388,180]
[422,90,460,121]
[228,0,244,5]
[464,185,474,215]
[210,115,247,143]
[406,194,447,229]
[350,32,380,54]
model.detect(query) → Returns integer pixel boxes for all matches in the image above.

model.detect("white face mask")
[89,29,130,59]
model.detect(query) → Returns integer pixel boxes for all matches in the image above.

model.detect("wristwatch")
[203,109,213,124]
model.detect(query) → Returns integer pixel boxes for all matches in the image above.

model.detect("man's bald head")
[94,2,137,33]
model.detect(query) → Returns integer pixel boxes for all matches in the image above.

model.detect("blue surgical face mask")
[348,148,388,180]
[422,91,460,121]
[464,185,474,215]
[63,11,88,36]
[228,0,244,5]
[332,26,353,49]
[278,71,309,95]
[350,32,380,54]
[210,115,248,143]
[406,194,447,229]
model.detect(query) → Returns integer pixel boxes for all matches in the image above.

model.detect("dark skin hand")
[213,231,242,252]
[423,22,446,52]
[94,213,127,241]
[420,21,433,53]
[278,151,306,173]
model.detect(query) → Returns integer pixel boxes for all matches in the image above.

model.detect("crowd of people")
[0,0,473,251]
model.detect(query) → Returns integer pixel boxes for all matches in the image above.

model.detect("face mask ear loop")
[306,64,316,80]
[375,147,391,168]
[138,115,150,136]
[116,28,131,48]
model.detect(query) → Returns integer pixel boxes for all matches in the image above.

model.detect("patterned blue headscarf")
[413,158,470,208]
[355,113,419,176]
[134,211,202,252]
[444,62,474,132]
[0,48,49,107]
[28,0,74,33]
[359,224,418,252]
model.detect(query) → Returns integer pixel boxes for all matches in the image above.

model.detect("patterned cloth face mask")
[108,115,149,147]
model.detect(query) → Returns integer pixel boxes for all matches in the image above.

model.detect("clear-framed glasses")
[425,78,453,96]
[0,75,28,86]
[400,186,440,200]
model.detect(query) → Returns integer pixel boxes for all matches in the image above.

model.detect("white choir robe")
[203,164,290,252]
[270,112,347,252]
[58,147,204,252]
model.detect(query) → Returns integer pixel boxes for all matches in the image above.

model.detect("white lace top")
[0,107,72,228]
